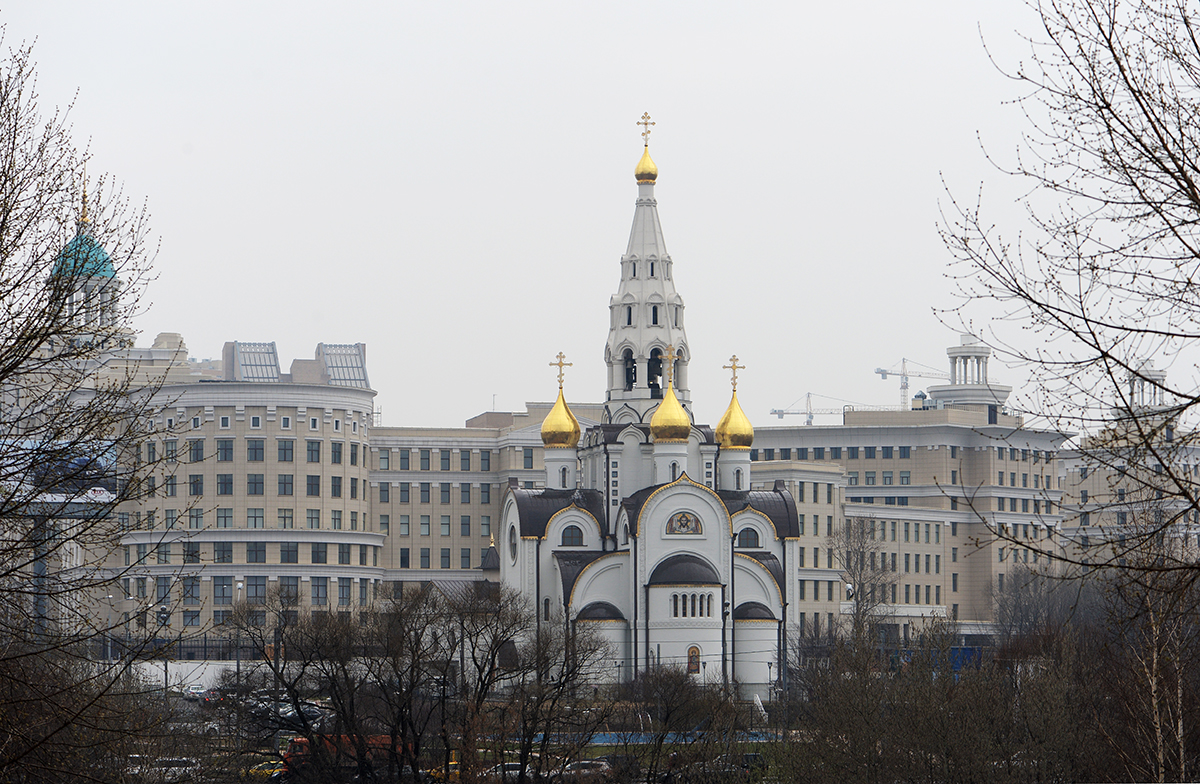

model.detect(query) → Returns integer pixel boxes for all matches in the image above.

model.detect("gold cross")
[549,352,572,388]
[665,343,675,387]
[723,355,745,390]
[638,112,655,144]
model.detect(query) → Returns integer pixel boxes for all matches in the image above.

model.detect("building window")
[400,548,410,568]
[217,439,233,461]
[215,542,232,563]
[332,510,342,530]
[279,440,294,462]
[441,516,451,536]
[523,448,534,470]
[737,528,759,548]
[189,475,203,496]
[311,543,328,564]
[312,578,328,606]
[214,577,232,605]
[421,515,431,535]
[440,548,451,569]
[189,440,204,462]
[461,515,472,536]
[419,449,431,470]
[420,483,431,503]
[331,442,343,464]
[281,542,298,563]
[307,441,321,463]
[883,471,893,485]
[307,476,321,496]
[331,476,342,498]
[279,474,294,495]
[216,508,233,529]
[247,439,265,462]
[561,525,584,547]
[339,543,351,565]
[399,482,410,503]
[865,472,876,485]
[247,541,266,563]
[420,548,431,568]
[216,474,233,495]
[440,483,451,504]
[247,473,264,495]
[481,484,491,504]
[247,508,264,528]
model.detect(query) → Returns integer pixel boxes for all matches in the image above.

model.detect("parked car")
[125,756,200,784]
[561,760,612,783]
[482,762,528,783]
[243,759,286,781]
[200,688,225,707]
[182,684,206,702]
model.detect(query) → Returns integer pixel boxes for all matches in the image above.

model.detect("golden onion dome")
[716,389,754,449]
[541,386,581,449]
[650,383,691,442]
[635,145,658,183]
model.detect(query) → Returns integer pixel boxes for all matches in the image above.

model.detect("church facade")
[499,129,797,696]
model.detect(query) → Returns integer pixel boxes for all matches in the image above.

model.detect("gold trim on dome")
[650,382,690,442]
[716,389,754,449]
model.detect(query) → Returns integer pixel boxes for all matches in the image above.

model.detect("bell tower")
[604,113,691,425]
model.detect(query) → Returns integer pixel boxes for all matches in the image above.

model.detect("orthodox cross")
[550,352,572,388]
[723,355,745,391]
[665,343,675,387]
[638,112,655,144]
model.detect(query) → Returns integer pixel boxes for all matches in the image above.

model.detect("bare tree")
[832,516,901,647]
[0,36,164,782]
[941,0,1200,568]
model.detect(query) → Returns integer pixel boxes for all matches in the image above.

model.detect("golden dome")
[716,389,754,449]
[650,383,691,442]
[541,386,581,449]
[635,145,658,183]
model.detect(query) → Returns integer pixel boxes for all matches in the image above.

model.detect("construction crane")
[874,358,949,409]
[770,392,854,425]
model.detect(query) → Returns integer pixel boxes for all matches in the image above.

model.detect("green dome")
[53,227,114,279]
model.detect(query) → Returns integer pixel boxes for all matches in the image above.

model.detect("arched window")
[699,594,706,617]
[631,261,637,277]
[737,528,760,548]
[674,306,680,327]
[561,525,583,547]
[560,466,568,488]
[670,462,678,482]
[509,527,518,562]
[648,349,663,395]
[543,598,551,621]
[691,594,697,617]
[687,646,700,674]
[650,261,655,277]
[735,469,743,491]
[652,305,659,325]
[626,306,632,326]
[672,594,679,617]
[624,350,636,391]
[623,524,629,545]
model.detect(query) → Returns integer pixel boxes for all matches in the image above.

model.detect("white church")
[498,121,799,696]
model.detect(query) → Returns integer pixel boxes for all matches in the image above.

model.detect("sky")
[6,2,1046,428]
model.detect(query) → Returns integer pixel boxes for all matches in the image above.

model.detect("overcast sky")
[7,2,1044,429]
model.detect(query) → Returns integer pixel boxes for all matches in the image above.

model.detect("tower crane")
[874,358,949,409]
[769,392,854,425]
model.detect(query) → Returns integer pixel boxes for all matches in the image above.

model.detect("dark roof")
[583,422,715,445]
[738,551,784,595]
[624,479,799,539]
[479,545,500,571]
[733,601,776,620]
[648,554,721,586]
[718,481,800,539]
[508,487,606,538]
[554,551,606,602]
[576,601,626,621]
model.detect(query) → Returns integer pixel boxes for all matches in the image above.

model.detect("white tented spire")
[604,124,690,425]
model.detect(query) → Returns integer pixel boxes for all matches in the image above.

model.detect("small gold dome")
[635,145,658,183]
[541,387,581,449]
[650,383,691,442]
[716,390,754,449]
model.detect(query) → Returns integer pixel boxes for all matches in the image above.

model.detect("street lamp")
[235,581,244,694]
[766,661,773,702]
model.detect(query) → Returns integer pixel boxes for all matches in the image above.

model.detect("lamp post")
[766,661,773,702]
[235,581,244,693]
